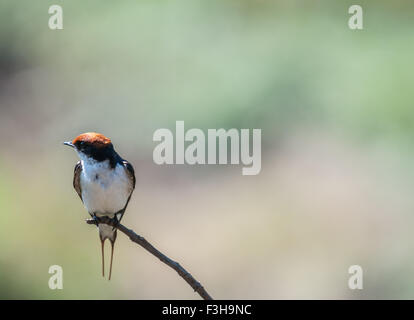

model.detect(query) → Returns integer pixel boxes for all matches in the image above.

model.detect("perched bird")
[64,132,136,280]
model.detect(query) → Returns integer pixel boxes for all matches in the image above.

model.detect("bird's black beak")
[63,141,75,148]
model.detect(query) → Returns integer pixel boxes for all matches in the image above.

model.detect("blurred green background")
[0,0,414,299]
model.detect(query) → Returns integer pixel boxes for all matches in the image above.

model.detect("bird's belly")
[80,167,131,215]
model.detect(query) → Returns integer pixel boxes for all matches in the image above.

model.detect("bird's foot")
[111,214,121,231]
[86,213,100,226]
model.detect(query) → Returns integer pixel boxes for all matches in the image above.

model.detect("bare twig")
[86,217,213,300]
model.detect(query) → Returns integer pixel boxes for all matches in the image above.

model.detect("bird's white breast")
[79,158,131,216]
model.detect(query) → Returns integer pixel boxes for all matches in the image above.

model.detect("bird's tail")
[100,238,105,277]
[99,224,117,280]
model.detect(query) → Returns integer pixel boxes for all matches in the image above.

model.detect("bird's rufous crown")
[72,132,112,148]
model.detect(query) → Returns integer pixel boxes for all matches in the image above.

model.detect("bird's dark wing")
[123,160,136,191]
[73,161,83,202]
[115,160,136,224]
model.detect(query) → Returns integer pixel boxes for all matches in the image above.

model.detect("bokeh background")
[0,0,413,299]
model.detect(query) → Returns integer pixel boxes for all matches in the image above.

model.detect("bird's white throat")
[79,155,131,217]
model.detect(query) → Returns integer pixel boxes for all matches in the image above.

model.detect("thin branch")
[86,217,213,300]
